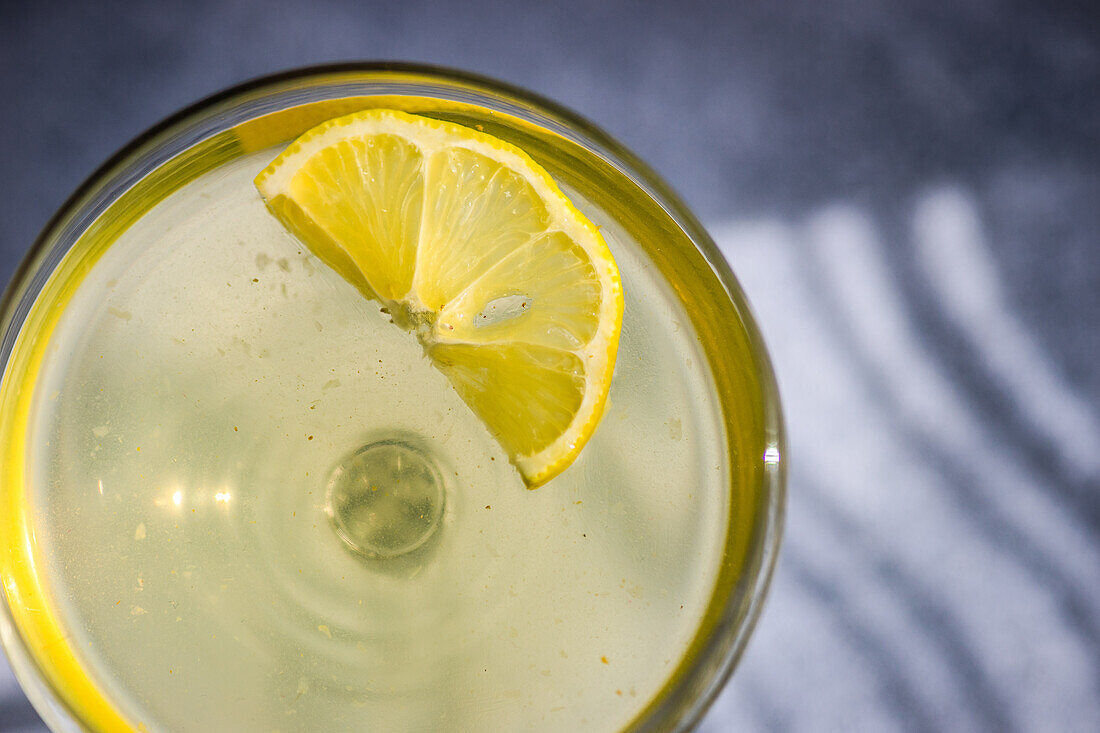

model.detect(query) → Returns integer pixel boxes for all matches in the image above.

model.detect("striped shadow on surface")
[701,191,1100,733]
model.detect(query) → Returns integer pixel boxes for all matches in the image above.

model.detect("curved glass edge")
[0,62,786,732]
[0,617,82,732]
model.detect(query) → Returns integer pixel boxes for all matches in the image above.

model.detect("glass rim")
[0,61,785,732]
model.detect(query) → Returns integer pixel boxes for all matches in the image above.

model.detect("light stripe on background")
[702,200,1100,733]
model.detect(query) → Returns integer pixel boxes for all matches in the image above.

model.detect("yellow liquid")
[2,101,770,732]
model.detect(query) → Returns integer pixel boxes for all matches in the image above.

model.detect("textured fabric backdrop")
[1,1,1098,730]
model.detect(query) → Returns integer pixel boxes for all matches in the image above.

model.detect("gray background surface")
[2,1,1099,730]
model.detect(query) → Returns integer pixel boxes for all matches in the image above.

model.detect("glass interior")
[0,64,785,733]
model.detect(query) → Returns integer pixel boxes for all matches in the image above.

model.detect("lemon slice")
[255,109,623,488]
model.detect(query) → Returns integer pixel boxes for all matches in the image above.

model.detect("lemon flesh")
[255,110,623,488]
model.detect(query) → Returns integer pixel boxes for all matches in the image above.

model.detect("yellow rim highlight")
[1,248,134,732]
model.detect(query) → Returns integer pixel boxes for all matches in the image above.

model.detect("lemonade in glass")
[0,64,784,732]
